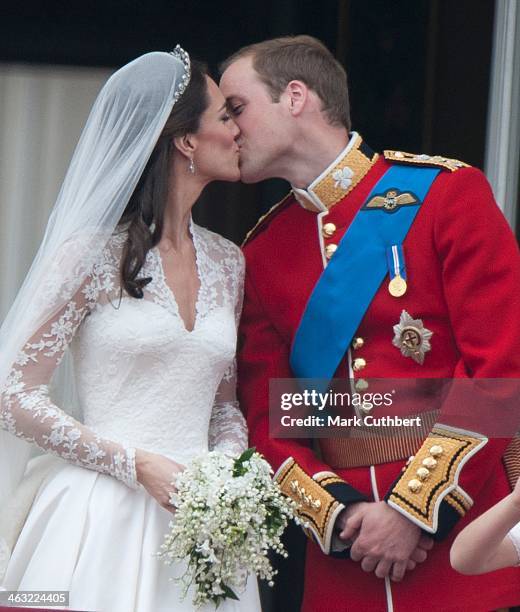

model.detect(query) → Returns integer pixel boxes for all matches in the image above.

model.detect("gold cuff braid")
[274,458,345,554]
[387,424,486,532]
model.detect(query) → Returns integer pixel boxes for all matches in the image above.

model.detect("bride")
[0,47,261,611]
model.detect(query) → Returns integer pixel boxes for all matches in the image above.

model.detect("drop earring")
[188,157,196,174]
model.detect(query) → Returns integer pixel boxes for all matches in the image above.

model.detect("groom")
[220,36,520,611]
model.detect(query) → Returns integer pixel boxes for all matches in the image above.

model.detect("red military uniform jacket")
[238,133,520,611]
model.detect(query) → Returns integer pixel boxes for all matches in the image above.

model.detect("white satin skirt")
[3,464,261,612]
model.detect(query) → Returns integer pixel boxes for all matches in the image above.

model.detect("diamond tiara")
[169,44,192,101]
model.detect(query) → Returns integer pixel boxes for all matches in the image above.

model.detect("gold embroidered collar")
[292,132,379,213]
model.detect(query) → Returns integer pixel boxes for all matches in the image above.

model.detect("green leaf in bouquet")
[212,583,240,607]
[221,584,240,601]
[232,447,256,477]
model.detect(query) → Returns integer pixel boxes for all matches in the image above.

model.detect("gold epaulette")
[274,457,346,554]
[241,192,293,247]
[387,424,487,533]
[384,150,470,172]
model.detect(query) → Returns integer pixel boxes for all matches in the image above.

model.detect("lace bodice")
[0,222,247,489]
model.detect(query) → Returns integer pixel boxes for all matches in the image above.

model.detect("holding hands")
[337,501,434,582]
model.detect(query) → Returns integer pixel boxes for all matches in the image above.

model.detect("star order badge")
[392,310,433,364]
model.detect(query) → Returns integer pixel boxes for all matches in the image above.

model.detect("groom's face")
[220,56,288,183]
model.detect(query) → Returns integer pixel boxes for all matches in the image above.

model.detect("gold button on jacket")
[325,244,338,259]
[322,222,337,237]
[352,337,364,350]
[354,378,369,391]
[353,357,366,371]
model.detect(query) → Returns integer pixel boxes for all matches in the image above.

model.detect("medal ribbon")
[386,244,406,282]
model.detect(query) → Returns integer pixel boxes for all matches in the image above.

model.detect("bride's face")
[192,76,241,182]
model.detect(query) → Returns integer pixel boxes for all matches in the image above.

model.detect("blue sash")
[290,165,440,384]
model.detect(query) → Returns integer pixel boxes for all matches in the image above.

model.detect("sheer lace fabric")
[0,221,247,489]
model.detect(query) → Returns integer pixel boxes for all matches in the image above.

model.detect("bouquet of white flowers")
[158,448,298,608]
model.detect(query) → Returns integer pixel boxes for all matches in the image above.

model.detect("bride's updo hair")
[119,60,209,298]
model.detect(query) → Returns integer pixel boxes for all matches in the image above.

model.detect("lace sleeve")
[208,375,248,456]
[0,270,137,489]
[208,246,248,456]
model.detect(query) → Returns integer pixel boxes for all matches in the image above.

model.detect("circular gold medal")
[388,274,407,297]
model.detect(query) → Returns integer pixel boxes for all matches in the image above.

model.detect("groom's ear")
[171,134,197,158]
[285,80,308,117]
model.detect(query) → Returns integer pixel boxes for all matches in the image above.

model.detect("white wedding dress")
[509,522,520,564]
[0,221,261,611]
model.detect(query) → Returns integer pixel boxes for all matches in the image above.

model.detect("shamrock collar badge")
[332,166,354,190]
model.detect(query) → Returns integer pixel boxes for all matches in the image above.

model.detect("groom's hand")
[335,501,367,537]
[338,501,433,581]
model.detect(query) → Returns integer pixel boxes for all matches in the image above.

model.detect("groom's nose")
[230,120,241,140]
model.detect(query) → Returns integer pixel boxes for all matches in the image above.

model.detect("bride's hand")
[135,449,185,512]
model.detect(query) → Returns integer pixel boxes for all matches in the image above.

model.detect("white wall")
[485,0,520,228]
[0,63,110,320]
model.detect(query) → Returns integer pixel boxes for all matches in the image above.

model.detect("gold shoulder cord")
[384,150,470,172]
[241,193,293,247]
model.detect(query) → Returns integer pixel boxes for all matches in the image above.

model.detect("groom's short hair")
[220,35,351,131]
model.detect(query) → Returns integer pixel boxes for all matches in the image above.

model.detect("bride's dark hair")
[118,60,209,298]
